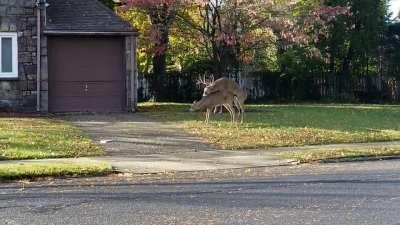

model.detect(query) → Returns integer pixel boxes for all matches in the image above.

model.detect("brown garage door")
[48,36,125,112]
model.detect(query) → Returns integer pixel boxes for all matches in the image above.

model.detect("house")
[0,0,138,112]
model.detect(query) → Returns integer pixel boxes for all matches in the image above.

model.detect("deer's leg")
[233,97,241,122]
[241,102,245,123]
[213,105,221,115]
[224,104,235,123]
[206,108,211,123]
[213,105,223,115]
[229,104,236,123]
[222,104,230,122]
[234,98,244,123]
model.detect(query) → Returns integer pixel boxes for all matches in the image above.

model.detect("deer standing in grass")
[232,87,247,123]
[202,77,247,123]
[189,91,237,123]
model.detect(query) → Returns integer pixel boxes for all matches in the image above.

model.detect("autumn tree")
[120,0,348,99]
[175,0,349,77]
[122,0,183,99]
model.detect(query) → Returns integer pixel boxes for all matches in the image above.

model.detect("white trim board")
[0,32,18,78]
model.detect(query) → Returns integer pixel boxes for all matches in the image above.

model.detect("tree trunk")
[341,46,353,98]
[149,4,173,101]
[151,28,169,100]
[152,51,167,100]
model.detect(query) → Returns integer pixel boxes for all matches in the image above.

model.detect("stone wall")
[0,0,37,111]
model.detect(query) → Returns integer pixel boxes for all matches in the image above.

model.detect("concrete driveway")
[61,113,296,173]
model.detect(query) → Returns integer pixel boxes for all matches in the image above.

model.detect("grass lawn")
[0,159,111,180]
[276,145,400,163]
[0,115,103,160]
[139,102,400,150]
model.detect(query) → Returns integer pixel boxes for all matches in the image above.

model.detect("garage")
[48,37,126,112]
[41,0,138,113]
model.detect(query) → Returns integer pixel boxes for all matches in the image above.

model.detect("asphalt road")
[1,160,400,225]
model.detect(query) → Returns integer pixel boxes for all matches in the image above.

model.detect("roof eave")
[43,30,139,36]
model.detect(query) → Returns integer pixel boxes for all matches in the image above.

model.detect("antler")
[196,74,208,86]
[196,74,215,89]
[209,74,215,84]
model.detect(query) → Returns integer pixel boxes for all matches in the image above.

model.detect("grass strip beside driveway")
[0,116,103,160]
[0,159,112,181]
[276,144,400,163]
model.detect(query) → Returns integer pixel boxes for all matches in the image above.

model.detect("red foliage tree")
[122,0,349,90]
[178,0,349,75]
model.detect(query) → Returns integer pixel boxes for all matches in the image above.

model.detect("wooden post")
[126,35,138,112]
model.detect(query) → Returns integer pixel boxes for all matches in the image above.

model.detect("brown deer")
[203,77,241,97]
[189,91,236,123]
[232,87,247,123]
[200,77,247,123]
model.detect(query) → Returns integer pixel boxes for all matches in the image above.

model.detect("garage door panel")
[50,82,87,97]
[49,38,124,82]
[83,82,125,97]
[51,82,125,97]
[48,37,126,112]
[50,62,124,82]
[50,96,124,112]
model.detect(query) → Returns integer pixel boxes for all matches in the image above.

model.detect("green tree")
[292,0,389,98]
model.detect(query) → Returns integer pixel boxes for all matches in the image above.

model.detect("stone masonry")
[0,0,37,111]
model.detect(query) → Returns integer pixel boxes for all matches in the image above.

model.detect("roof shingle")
[45,0,137,34]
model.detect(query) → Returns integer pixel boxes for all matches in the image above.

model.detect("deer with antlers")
[189,91,236,123]
[193,75,247,123]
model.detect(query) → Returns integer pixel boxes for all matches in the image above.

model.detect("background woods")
[118,0,400,103]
